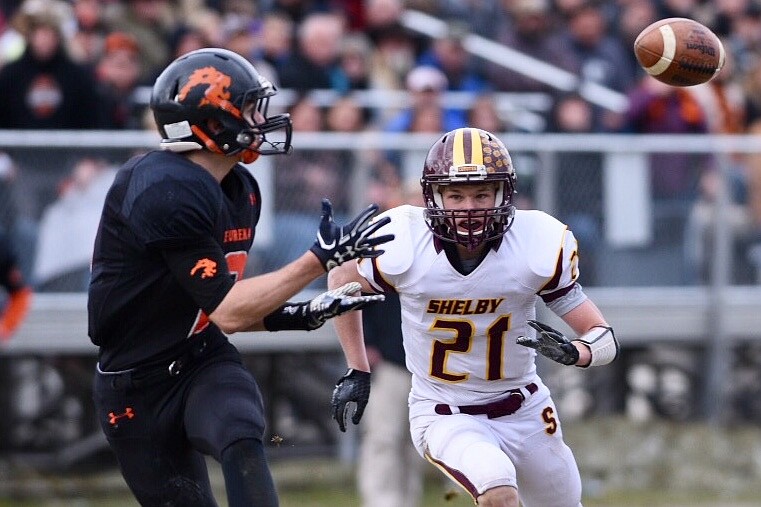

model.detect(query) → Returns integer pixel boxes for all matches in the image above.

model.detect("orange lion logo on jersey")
[178,66,239,116]
[190,258,218,279]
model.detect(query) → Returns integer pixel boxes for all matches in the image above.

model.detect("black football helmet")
[421,127,517,249]
[150,48,292,163]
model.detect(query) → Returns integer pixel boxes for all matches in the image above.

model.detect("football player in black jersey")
[88,48,393,507]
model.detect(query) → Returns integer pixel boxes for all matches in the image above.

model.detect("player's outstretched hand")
[331,368,371,432]
[263,282,383,332]
[309,199,394,271]
[516,320,580,366]
[303,282,384,331]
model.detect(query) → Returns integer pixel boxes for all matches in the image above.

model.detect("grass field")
[2,457,760,506]
[4,416,761,506]
[2,491,760,507]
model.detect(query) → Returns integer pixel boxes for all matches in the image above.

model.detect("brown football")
[634,17,725,87]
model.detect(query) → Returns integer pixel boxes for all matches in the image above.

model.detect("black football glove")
[516,320,580,366]
[309,199,394,271]
[331,368,371,432]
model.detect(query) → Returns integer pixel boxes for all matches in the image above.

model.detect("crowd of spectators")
[0,0,760,286]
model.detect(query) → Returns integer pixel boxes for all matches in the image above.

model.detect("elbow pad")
[574,326,618,367]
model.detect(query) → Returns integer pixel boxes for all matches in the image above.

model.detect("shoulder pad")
[511,210,570,279]
[371,205,421,276]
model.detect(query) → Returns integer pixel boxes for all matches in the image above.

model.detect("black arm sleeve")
[262,302,313,331]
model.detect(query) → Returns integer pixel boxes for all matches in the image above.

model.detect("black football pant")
[93,343,277,506]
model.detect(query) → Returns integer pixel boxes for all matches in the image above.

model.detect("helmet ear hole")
[206,118,224,135]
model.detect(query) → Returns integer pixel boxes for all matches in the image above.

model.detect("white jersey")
[357,205,582,407]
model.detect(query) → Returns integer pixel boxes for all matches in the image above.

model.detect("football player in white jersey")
[327,127,618,507]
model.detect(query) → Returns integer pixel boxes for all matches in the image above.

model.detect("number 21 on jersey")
[430,314,511,382]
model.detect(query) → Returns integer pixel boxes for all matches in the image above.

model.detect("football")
[633,17,725,87]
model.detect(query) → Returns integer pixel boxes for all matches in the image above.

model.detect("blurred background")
[1,0,761,505]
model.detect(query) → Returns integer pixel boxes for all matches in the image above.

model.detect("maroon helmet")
[421,128,516,249]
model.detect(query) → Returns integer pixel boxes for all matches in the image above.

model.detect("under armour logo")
[334,246,356,264]
[324,246,356,271]
[282,305,300,315]
[108,407,135,425]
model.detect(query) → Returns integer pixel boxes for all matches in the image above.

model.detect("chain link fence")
[1,131,761,468]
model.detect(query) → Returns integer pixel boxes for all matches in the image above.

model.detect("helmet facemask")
[234,88,293,156]
[425,179,515,250]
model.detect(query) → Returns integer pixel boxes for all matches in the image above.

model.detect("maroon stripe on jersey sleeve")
[538,246,563,294]
[370,257,397,294]
[540,282,576,303]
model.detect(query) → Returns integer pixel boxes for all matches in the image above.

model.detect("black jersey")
[88,151,261,371]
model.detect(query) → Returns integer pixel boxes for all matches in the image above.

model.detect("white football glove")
[303,282,384,330]
[263,282,384,331]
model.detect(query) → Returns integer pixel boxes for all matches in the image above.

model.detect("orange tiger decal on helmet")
[178,66,241,119]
